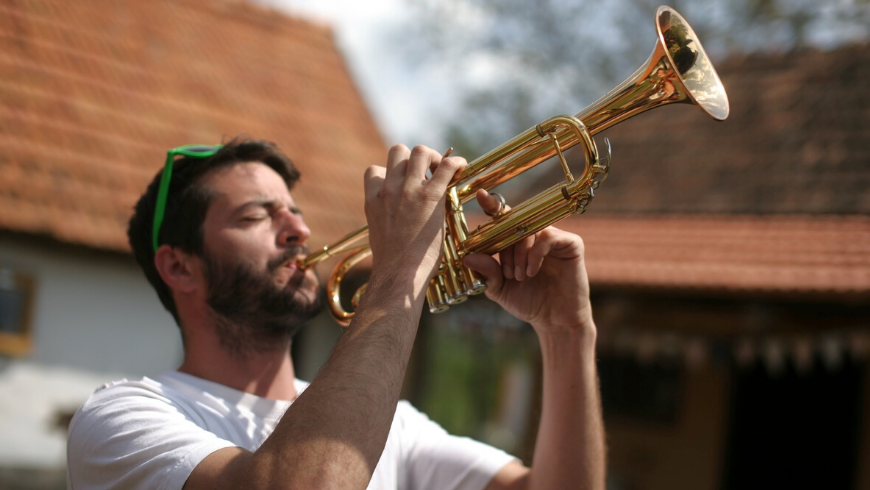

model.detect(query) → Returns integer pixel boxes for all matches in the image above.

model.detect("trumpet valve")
[427,273,451,314]
[462,267,487,295]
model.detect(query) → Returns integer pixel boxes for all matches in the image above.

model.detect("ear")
[154,245,203,294]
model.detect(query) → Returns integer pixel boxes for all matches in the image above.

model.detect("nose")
[276,208,311,247]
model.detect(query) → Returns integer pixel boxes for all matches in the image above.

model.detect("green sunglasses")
[151,144,222,252]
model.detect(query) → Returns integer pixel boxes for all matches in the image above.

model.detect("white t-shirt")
[66,371,515,490]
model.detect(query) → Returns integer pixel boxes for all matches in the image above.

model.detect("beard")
[202,245,326,357]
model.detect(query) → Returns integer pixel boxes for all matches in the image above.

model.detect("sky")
[253,0,443,148]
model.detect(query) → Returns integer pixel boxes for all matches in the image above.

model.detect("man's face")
[198,162,324,354]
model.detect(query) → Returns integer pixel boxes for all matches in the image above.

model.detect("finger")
[428,147,453,178]
[526,231,551,278]
[524,228,585,277]
[535,226,585,260]
[511,234,535,281]
[427,156,466,193]
[476,189,511,219]
[405,145,441,185]
[463,254,504,297]
[500,244,515,280]
[386,144,410,182]
[364,165,386,201]
[475,189,501,216]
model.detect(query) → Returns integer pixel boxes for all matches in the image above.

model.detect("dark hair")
[127,136,301,324]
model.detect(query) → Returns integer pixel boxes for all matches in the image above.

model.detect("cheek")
[221,231,274,266]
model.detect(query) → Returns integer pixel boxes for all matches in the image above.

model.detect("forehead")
[202,162,295,209]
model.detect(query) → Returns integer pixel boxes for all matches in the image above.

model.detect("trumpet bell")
[655,6,729,121]
[577,6,728,136]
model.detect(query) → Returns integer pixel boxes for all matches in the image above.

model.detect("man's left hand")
[463,190,594,335]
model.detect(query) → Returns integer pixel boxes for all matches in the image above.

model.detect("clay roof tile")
[0,0,384,252]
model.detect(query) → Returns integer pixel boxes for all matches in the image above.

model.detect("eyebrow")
[234,199,303,216]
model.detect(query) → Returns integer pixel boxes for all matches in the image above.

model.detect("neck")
[178,334,299,401]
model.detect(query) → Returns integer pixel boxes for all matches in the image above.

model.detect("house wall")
[594,290,870,489]
[605,364,731,490]
[0,233,183,375]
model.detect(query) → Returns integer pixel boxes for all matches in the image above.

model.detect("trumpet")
[301,5,729,326]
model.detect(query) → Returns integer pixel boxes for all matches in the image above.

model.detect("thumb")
[463,254,504,296]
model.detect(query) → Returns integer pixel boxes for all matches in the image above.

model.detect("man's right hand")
[363,145,466,295]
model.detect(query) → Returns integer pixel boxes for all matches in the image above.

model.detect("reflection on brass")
[301,6,729,326]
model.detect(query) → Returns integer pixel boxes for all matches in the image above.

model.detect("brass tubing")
[447,125,543,189]
[301,224,369,269]
[326,245,372,326]
[456,116,595,204]
[463,179,592,256]
[455,131,566,203]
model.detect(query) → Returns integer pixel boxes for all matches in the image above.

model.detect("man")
[67,137,605,490]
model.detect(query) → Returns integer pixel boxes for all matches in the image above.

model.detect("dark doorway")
[723,358,864,490]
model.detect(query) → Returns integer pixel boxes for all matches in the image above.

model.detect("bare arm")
[185,146,466,490]
[467,192,606,490]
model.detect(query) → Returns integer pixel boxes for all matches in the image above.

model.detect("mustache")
[267,245,310,272]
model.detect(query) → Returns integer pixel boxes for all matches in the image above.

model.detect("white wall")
[0,233,183,376]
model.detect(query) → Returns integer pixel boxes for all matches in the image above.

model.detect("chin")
[287,270,322,301]
[293,284,320,306]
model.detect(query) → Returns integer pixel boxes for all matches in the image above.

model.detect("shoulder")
[384,400,450,463]
[67,375,235,490]
[70,375,192,433]
[392,399,446,434]
[67,375,202,466]
[72,377,170,426]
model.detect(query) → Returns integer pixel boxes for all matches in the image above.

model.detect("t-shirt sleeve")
[67,384,236,490]
[395,401,519,490]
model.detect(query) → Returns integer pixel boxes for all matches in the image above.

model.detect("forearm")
[528,324,606,490]
[249,275,425,489]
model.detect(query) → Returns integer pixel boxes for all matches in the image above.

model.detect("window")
[0,267,36,357]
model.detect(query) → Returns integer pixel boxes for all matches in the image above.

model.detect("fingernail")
[515,266,524,281]
[504,265,513,279]
[526,266,535,277]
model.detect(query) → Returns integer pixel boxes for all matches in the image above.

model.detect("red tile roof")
[562,214,869,296]
[0,0,385,252]
[465,212,870,296]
